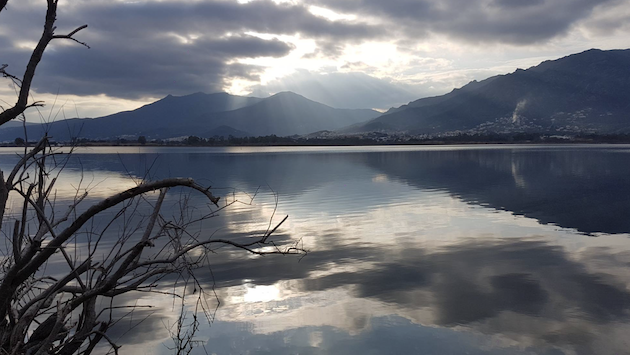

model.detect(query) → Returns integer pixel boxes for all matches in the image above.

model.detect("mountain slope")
[349,49,630,135]
[0,91,379,141]
[199,91,380,136]
[0,92,262,141]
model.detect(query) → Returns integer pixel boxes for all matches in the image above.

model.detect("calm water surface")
[1,145,629,354]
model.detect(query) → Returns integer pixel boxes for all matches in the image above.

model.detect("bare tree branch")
[13,178,219,285]
[0,0,57,127]
[7,136,49,188]
[0,1,89,127]
[52,24,90,49]
[0,2,307,354]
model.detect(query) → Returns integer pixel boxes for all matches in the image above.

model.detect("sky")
[1,0,629,120]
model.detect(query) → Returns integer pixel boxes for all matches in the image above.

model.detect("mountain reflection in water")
[1,145,629,355]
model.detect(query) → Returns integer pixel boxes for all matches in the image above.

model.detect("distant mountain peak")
[190,91,380,136]
[269,91,307,99]
[0,89,378,141]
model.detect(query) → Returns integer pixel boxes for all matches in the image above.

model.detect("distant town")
[4,132,630,148]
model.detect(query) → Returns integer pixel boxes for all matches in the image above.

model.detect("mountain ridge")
[0,91,379,141]
[347,48,630,136]
[2,48,629,141]
[198,91,380,136]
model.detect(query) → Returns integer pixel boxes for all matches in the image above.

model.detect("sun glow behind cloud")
[2,0,630,117]
[225,32,424,99]
[308,6,357,21]
[226,32,323,94]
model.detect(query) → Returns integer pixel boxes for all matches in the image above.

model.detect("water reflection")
[362,147,630,235]
[111,242,627,355]
[2,144,623,234]
[1,145,630,354]
[171,237,628,354]
[0,146,630,233]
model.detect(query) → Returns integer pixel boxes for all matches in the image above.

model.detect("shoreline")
[3,140,630,148]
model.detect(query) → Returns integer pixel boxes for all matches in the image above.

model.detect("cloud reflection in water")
[3,146,630,354]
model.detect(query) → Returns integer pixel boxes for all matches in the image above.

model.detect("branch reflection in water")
[2,145,628,354]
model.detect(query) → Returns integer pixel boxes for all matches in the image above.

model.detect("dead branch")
[52,25,90,49]
[0,1,88,127]
[0,2,307,354]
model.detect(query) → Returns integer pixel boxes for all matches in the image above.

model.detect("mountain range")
[0,92,379,141]
[348,49,630,135]
[1,48,629,142]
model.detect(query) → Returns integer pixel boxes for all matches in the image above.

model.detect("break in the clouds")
[0,0,379,99]
[1,0,630,117]
[249,70,420,110]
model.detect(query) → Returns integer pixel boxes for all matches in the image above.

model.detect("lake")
[1,144,629,354]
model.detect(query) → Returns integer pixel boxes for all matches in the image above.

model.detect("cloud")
[2,0,629,113]
[298,239,630,352]
[29,34,293,99]
[312,0,615,44]
[0,21,294,114]
[248,70,419,109]
[0,0,382,100]
[580,0,630,36]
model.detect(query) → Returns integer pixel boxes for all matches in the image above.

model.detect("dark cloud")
[68,1,380,43]
[15,34,293,99]
[313,0,614,44]
[1,0,622,104]
[0,0,382,99]
[492,0,546,9]
[0,36,276,100]
[306,39,347,59]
